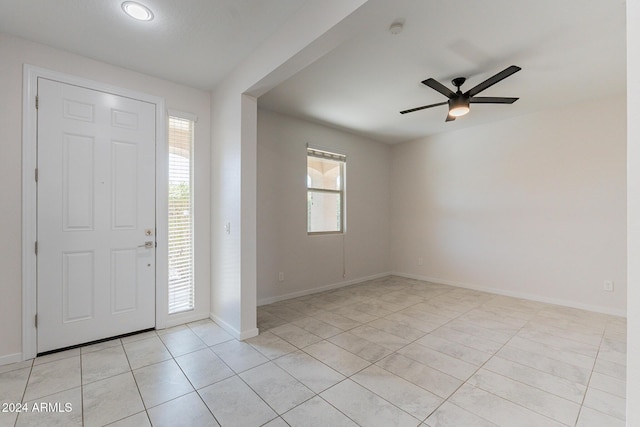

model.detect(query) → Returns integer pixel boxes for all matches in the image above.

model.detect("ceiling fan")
[400,65,521,122]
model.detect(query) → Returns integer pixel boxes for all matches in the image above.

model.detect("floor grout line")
[7,276,626,427]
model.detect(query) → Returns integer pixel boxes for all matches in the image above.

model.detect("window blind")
[307,147,347,162]
[168,116,194,314]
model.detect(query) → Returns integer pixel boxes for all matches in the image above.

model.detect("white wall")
[257,109,390,304]
[209,0,369,339]
[391,95,626,316]
[627,0,639,422]
[0,33,211,363]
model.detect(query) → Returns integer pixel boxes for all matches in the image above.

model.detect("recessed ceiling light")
[121,1,154,21]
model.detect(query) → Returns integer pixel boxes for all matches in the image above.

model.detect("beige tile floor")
[0,276,626,426]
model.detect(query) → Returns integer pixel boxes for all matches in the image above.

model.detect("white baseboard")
[393,271,627,318]
[209,312,259,341]
[238,328,260,340]
[0,353,25,367]
[257,271,393,306]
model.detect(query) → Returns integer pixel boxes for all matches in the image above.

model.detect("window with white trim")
[168,115,194,314]
[307,148,346,234]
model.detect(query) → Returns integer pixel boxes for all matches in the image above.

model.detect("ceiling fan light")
[449,97,470,117]
[449,105,470,117]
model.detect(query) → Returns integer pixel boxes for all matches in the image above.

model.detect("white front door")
[37,78,156,353]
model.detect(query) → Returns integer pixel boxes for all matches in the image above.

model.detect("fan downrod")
[452,77,466,90]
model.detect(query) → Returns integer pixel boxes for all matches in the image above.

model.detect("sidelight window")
[168,115,195,314]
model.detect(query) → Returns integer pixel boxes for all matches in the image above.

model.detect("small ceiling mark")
[389,20,405,35]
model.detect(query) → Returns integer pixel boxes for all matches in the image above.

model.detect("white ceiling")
[0,0,626,144]
[260,0,627,143]
[0,0,310,90]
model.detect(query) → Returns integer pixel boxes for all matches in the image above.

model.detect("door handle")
[138,241,154,249]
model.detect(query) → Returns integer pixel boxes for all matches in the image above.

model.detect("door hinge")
[35,314,38,328]
[35,241,38,255]
[35,95,39,109]
[35,168,38,182]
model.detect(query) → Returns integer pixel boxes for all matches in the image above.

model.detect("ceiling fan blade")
[400,101,448,114]
[422,78,456,99]
[465,65,521,97]
[445,113,456,122]
[470,97,519,104]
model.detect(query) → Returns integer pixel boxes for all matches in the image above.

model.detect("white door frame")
[22,65,168,359]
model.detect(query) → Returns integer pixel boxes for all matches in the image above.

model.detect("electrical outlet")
[417,257,424,266]
[278,272,284,282]
[603,280,614,292]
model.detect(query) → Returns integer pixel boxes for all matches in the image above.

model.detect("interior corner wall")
[626,0,639,422]
[208,0,369,339]
[391,95,627,316]
[209,84,245,337]
[256,109,391,304]
[0,33,211,363]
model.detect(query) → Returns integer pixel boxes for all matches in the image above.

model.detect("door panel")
[63,134,95,230]
[111,248,139,313]
[37,78,156,353]
[111,140,139,229]
[63,251,94,322]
